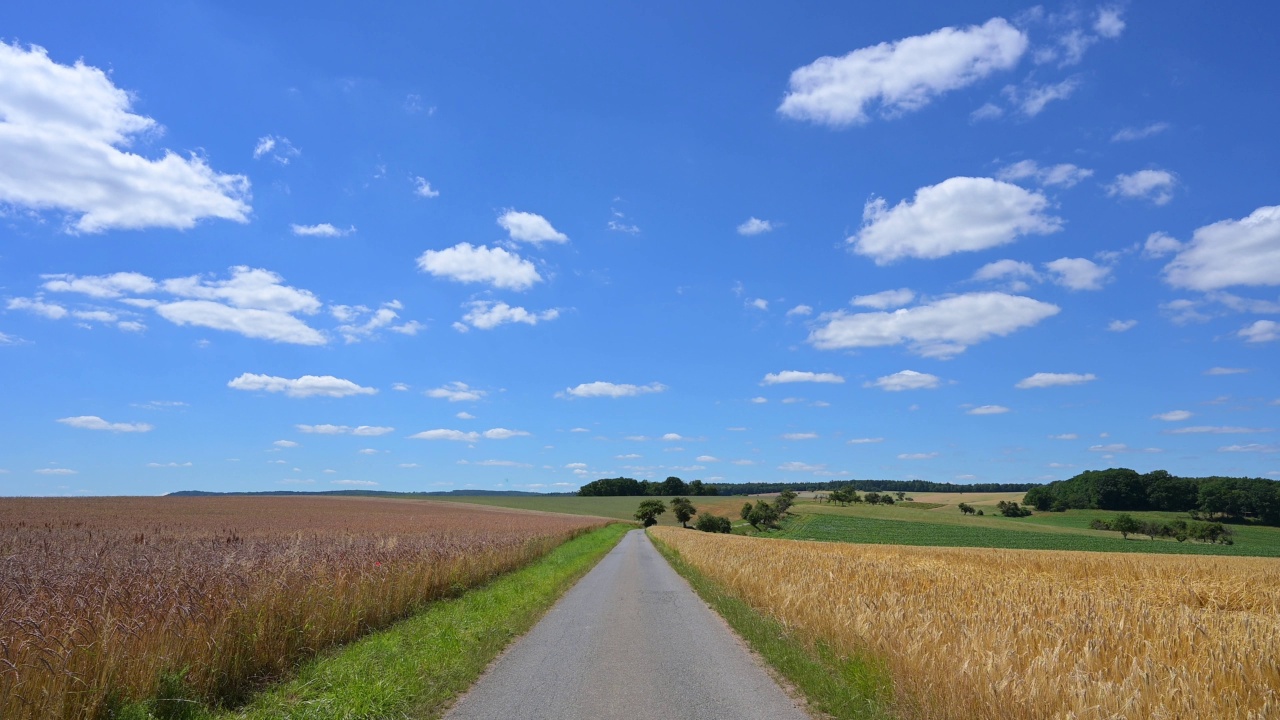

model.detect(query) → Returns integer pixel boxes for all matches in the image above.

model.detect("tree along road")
[444,529,811,719]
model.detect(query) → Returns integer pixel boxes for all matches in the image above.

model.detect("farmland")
[431,493,749,525]
[0,496,607,720]
[651,527,1280,720]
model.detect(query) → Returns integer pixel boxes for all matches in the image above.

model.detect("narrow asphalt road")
[444,529,811,720]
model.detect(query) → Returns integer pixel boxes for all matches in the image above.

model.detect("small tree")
[1111,513,1141,539]
[775,490,798,515]
[996,501,1032,518]
[740,502,753,521]
[670,497,697,528]
[958,502,975,515]
[894,491,906,502]
[747,500,780,530]
[634,499,667,528]
[864,492,881,505]
[694,513,732,533]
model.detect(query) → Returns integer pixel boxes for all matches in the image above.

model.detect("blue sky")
[2,1,1278,496]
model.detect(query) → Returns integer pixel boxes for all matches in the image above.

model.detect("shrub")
[694,513,732,533]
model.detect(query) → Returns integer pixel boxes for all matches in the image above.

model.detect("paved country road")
[444,529,812,720]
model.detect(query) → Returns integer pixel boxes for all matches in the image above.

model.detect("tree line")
[579,476,1036,497]
[577,476,718,497]
[1023,468,1280,525]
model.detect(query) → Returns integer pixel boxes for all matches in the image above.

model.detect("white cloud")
[331,302,411,344]
[782,432,818,440]
[970,102,1004,121]
[392,383,410,392]
[865,370,941,392]
[1143,232,1182,258]
[1163,206,1280,290]
[1204,367,1249,376]
[786,304,813,317]
[331,479,379,486]
[996,160,1093,188]
[972,259,1039,285]
[695,455,719,462]
[1112,122,1169,142]
[253,135,299,164]
[147,462,192,468]
[417,243,541,291]
[898,452,938,460]
[1089,444,1162,454]
[42,272,156,298]
[661,433,685,442]
[1006,77,1080,117]
[0,42,250,232]
[154,266,326,345]
[409,429,480,442]
[7,297,68,319]
[291,223,353,237]
[750,397,768,404]
[761,370,845,385]
[778,18,1026,126]
[426,382,486,402]
[35,468,77,475]
[296,424,394,436]
[456,412,476,420]
[848,437,884,444]
[412,176,440,198]
[1094,7,1126,38]
[778,461,827,472]
[1107,319,1138,332]
[1166,426,1272,435]
[1108,170,1177,205]
[356,449,378,455]
[1044,257,1111,291]
[1015,372,1096,389]
[809,292,1059,359]
[57,415,152,432]
[227,373,377,398]
[607,219,640,234]
[1048,433,1078,440]
[737,217,774,235]
[1218,444,1279,454]
[498,210,568,245]
[273,439,299,448]
[455,301,559,331]
[560,381,666,399]
[852,288,915,309]
[968,405,1010,415]
[483,428,530,440]
[157,301,326,345]
[1153,410,1192,422]
[747,298,769,311]
[851,177,1060,263]
[1240,320,1280,343]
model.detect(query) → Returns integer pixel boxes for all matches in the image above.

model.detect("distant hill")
[166,489,571,498]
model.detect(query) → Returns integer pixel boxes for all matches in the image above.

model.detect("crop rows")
[651,527,1280,719]
[0,496,604,719]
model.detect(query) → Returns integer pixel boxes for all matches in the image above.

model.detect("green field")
[428,494,746,525]
[768,502,1280,557]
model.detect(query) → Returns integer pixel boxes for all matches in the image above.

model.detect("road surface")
[444,529,811,719]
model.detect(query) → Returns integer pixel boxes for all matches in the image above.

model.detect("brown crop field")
[0,496,607,719]
[651,527,1280,720]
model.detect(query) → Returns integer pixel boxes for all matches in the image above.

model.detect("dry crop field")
[0,496,606,719]
[651,527,1280,720]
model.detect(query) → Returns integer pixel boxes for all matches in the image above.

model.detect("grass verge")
[117,522,631,720]
[649,530,894,720]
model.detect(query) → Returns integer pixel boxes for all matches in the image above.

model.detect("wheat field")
[0,496,605,720]
[651,527,1280,719]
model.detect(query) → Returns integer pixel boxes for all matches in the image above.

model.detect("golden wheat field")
[0,496,606,720]
[651,527,1280,720]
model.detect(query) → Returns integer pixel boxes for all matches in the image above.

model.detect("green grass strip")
[118,522,632,720]
[650,531,895,720]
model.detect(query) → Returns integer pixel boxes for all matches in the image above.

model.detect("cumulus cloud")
[761,371,845,385]
[1107,170,1177,205]
[273,440,298,448]
[412,177,439,198]
[498,210,568,245]
[852,288,915,309]
[1218,443,1278,454]
[0,42,250,232]
[1153,410,1192,422]
[7,297,68,319]
[1015,372,1096,389]
[560,381,667,399]
[778,18,1027,126]
[57,415,152,432]
[778,461,827,472]
[331,301,418,343]
[782,432,819,440]
[416,243,541,291]
[42,272,156,298]
[227,373,377,398]
[482,428,530,440]
[1005,77,1080,116]
[972,259,1039,287]
[967,405,1010,415]
[291,223,353,237]
[737,217,774,235]
[1240,320,1280,343]
[695,455,719,462]
[1108,319,1138,332]
[1112,122,1169,142]
[409,429,479,442]
[898,452,938,460]
[850,177,1060,264]
[996,160,1093,188]
[786,304,813,317]
[809,292,1059,359]
[746,298,769,311]
[296,424,394,436]
[1094,7,1126,38]
[865,370,941,391]
[848,437,884,444]
[1163,205,1280,291]
[1166,426,1272,435]
[1044,257,1112,290]
[426,382,486,402]
[454,301,559,331]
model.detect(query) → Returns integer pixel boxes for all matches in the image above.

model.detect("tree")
[996,501,1031,518]
[958,502,975,515]
[660,476,688,496]
[894,491,906,502]
[864,492,881,505]
[740,502,753,520]
[775,490,798,515]
[1110,513,1141,539]
[634,499,666,527]
[669,497,697,528]
[694,513,732,533]
[746,500,780,530]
